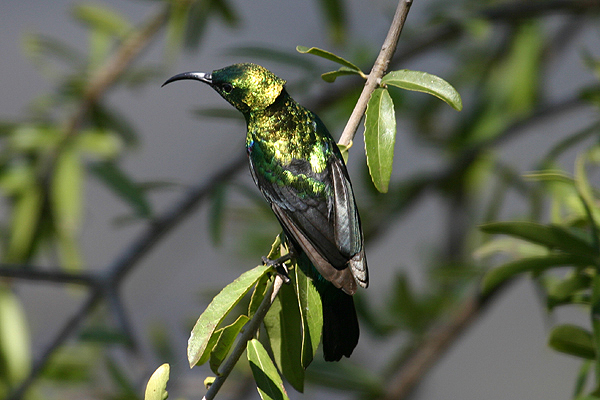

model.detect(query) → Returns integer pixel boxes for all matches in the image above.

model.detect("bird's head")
[162,63,286,114]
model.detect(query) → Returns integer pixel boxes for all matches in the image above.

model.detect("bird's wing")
[249,151,367,294]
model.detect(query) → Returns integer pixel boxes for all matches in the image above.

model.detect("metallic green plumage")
[163,63,368,361]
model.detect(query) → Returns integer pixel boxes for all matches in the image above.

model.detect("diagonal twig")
[337,0,412,147]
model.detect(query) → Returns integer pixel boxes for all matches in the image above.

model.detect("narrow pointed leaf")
[364,87,396,193]
[0,287,31,384]
[480,221,597,259]
[296,46,362,73]
[321,67,364,83]
[188,264,271,367]
[382,70,462,111]
[209,315,249,374]
[6,187,42,262]
[248,273,271,318]
[548,324,595,360]
[247,339,290,400]
[89,161,152,218]
[547,273,592,309]
[72,3,132,38]
[294,264,322,368]
[52,146,82,234]
[144,363,170,400]
[263,276,304,392]
[482,254,592,294]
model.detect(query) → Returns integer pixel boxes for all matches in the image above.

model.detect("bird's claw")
[262,255,291,283]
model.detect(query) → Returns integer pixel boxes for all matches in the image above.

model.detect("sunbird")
[163,63,368,361]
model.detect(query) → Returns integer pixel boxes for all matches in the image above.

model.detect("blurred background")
[1,0,599,399]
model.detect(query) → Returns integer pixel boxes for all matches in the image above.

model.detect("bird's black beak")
[161,72,212,87]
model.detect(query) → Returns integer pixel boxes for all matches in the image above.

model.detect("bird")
[163,63,368,361]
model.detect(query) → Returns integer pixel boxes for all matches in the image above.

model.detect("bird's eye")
[222,83,233,93]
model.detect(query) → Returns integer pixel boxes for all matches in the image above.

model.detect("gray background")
[2,0,597,398]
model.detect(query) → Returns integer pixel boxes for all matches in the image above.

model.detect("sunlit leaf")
[382,70,462,111]
[144,363,170,400]
[296,46,363,74]
[5,186,42,262]
[321,67,364,83]
[188,264,271,367]
[247,339,290,400]
[77,128,122,158]
[52,146,82,235]
[0,286,31,384]
[364,87,396,193]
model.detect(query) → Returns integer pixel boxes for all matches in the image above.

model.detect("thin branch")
[203,274,285,400]
[0,265,98,286]
[337,0,412,147]
[8,155,247,399]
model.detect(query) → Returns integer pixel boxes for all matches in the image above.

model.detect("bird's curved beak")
[161,72,212,87]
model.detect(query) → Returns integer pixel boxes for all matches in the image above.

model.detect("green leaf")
[296,46,363,74]
[5,186,42,263]
[364,87,396,193]
[144,363,170,400]
[336,143,350,164]
[547,273,592,309]
[294,263,322,368]
[317,0,346,44]
[548,324,595,360]
[248,273,271,318]
[52,146,84,270]
[482,254,592,294]
[72,3,131,38]
[9,124,62,151]
[56,231,83,271]
[52,146,83,234]
[247,339,290,400]
[264,275,305,392]
[188,264,271,367]
[77,128,122,158]
[574,360,592,398]
[321,67,364,83]
[480,221,597,259]
[164,0,191,61]
[209,315,249,374]
[381,70,463,111]
[0,286,31,384]
[89,161,152,218]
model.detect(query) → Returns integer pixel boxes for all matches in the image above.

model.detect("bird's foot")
[262,253,291,283]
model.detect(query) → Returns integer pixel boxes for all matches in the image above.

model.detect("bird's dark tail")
[294,251,359,361]
[321,287,359,361]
